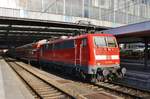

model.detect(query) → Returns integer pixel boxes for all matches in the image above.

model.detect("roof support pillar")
[6,25,11,49]
[144,38,148,68]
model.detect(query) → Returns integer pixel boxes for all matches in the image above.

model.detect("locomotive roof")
[42,33,114,45]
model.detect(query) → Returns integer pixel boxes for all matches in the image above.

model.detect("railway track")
[68,80,150,99]
[6,60,75,99]
[93,81,150,99]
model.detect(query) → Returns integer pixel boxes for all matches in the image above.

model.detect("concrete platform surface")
[121,62,150,72]
[121,70,150,90]
[0,58,34,99]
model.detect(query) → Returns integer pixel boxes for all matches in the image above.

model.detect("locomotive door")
[75,39,82,66]
[75,38,88,66]
[81,38,88,66]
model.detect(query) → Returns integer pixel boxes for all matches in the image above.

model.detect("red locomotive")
[12,33,126,82]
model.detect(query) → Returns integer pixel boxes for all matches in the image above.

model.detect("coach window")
[54,42,61,50]
[58,43,62,49]
[46,44,49,50]
[55,43,58,50]
[43,44,46,50]
[70,40,74,48]
[42,45,45,51]
[53,44,55,50]
[59,42,63,49]
[48,44,52,50]
[82,38,87,47]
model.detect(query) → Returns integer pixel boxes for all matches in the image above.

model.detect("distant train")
[9,33,126,82]
[120,43,146,59]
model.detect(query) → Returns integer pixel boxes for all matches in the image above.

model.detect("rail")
[93,81,150,99]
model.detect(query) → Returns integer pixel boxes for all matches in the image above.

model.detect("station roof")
[0,16,109,49]
[102,20,150,43]
[102,20,150,38]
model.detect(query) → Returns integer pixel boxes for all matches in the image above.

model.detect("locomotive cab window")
[82,38,87,47]
[106,37,117,47]
[48,44,53,50]
[53,43,59,50]
[43,44,48,50]
[94,36,107,47]
[46,44,49,49]
[43,44,46,51]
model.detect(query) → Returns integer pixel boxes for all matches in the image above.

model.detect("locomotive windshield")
[94,36,117,47]
[106,37,117,47]
[94,36,107,47]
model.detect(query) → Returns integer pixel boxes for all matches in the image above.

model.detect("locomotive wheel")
[91,78,97,83]
[71,68,76,75]
[96,69,103,82]
[110,73,117,81]
[96,74,104,82]
[80,71,86,80]
[90,74,97,83]
[72,68,80,78]
[118,73,124,79]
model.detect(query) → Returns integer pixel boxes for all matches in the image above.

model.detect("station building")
[0,0,150,27]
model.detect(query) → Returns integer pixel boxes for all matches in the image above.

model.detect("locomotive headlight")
[97,63,100,65]
[121,67,127,75]
[102,70,109,76]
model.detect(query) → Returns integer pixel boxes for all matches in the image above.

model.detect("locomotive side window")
[43,44,49,50]
[94,36,107,47]
[46,44,49,49]
[106,37,117,47]
[82,39,87,47]
[59,42,63,49]
[53,40,74,50]
[53,43,60,50]
[63,40,74,49]
[48,44,53,50]
[43,44,47,50]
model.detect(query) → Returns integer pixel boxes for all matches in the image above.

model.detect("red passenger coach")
[15,40,47,62]
[39,34,126,82]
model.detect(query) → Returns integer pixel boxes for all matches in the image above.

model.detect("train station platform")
[121,61,150,72]
[0,57,34,99]
[122,69,150,90]
[120,61,150,90]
